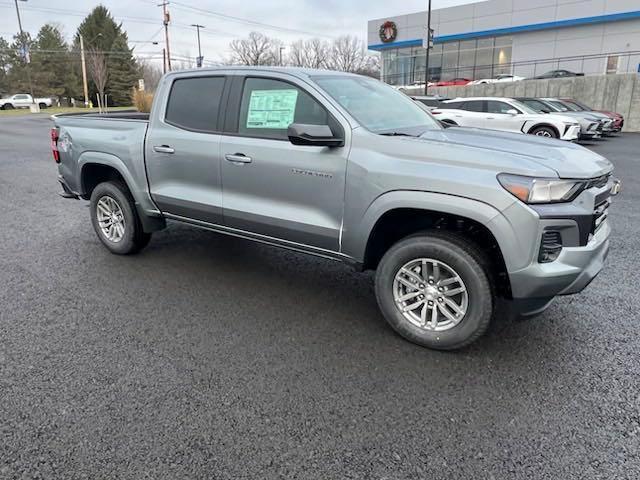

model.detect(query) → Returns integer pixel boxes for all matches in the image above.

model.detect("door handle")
[153,145,175,154]
[225,153,252,164]
[485,117,495,120]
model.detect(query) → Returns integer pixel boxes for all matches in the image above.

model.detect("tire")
[375,232,494,350]
[90,181,151,255]
[2,103,14,110]
[530,125,558,138]
[38,103,47,109]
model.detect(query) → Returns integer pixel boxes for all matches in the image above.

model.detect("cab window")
[165,76,226,133]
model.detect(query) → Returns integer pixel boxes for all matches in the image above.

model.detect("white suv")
[432,97,581,141]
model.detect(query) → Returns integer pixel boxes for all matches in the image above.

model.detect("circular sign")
[379,21,398,43]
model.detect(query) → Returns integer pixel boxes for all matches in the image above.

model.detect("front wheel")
[90,181,151,255]
[530,125,558,138]
[375,232,494,350]
[38,103,47,109]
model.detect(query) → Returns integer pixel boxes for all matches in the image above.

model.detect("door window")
[461,100,485,112]
[238,78,328,140]
[165,76,226,133]
[14,94,28,100]
[486,101,518,114]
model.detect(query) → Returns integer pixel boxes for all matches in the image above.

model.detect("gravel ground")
[1,116,639,479]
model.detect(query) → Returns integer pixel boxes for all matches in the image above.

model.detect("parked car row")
[412,96,623,141]
[428,70,586,87]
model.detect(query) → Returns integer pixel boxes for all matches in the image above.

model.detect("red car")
[560,98,624,132]
[434,78,471,87]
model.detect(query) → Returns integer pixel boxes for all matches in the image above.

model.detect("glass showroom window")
[493,36,513,75]
[458,40,477,79]
[441,41,460,80]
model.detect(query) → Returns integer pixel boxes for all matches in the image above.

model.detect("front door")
[220,75,349,251]
[145,75,227,224]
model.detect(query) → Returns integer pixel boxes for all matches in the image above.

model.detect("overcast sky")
[1,0,478,65]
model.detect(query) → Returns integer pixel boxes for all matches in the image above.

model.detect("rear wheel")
[90,181,151,255]
[530,125,558,138]
[2,103,14,110]
[375,232,494,350]
[38,102,47,109]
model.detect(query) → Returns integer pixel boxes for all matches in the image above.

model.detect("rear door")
[219,74,349,251]
[145,74,227,224]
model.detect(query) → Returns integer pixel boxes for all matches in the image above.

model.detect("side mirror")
[287,123,344,147]
[541,109,551,114]
[506,109,519,115]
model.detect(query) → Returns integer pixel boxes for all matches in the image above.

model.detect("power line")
[140,0,335,38]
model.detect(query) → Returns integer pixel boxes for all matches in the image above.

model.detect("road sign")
[422,28,434,49]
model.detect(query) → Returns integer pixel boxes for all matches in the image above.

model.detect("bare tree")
[229,32,278,66]
[137,57,163,91]
[327,35,367,73]
[87,48,108,109]
[289,38,329,69]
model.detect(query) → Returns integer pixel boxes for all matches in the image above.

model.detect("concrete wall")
[402,73,640,132]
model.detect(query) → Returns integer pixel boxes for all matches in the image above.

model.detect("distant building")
[367,0,640,85]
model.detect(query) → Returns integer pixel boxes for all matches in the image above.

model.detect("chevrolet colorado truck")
[52,67,620,350]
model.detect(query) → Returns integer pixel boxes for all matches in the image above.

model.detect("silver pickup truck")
[53,67,620,350]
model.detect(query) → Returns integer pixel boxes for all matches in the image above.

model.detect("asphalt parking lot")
[1,115,639,479]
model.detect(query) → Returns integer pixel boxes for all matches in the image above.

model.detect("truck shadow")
[130,222,574,363]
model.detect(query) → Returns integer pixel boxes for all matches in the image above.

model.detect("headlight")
[497,174,585,204]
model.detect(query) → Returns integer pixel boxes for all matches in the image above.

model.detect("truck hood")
[419,127,613,179]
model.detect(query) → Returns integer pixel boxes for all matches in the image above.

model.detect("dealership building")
[367,0,640,85]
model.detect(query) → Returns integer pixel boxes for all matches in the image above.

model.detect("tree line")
[227,32,379,77]
[0,6,139,106]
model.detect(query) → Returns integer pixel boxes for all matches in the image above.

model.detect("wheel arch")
[348,192,520,298]
[79,153,165,232]
[527,122,560,137]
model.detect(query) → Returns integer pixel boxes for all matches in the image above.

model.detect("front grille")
[585,174,611,189]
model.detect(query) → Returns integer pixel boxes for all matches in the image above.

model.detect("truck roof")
[163,66,359,80]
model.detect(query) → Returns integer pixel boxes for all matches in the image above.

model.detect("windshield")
[509,100,538,114]
[548,100,572,112]
[520,99,558,113]
[313,75,441,134]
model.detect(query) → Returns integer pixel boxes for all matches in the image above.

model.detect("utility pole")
[159,1,172,71]
[14,0,36,108]
[80,35,89,107]
[424,0,433,95]
[191,24,205,68]
[279,46,286,66]
[162,48,166,74]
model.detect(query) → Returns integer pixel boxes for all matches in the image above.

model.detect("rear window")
[165,76,226,132]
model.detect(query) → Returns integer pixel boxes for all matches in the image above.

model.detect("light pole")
[424,0,432,95]
[191,24,205,67]
[14,0,36,108]
[279,46,286,66]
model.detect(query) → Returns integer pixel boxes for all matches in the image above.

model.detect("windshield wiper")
[378,131,416,137]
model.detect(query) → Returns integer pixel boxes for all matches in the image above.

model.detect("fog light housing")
[539,231,563,263]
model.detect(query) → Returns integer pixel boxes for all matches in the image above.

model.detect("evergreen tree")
[31,25,79,99]
[6,32,34,94]
[0,37,11,95]
[74,5,138,106]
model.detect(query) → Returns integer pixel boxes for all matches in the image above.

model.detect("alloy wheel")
[96,195,126,243]
[393,258,469,331]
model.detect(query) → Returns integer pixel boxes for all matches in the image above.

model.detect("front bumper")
[509,220,610,301]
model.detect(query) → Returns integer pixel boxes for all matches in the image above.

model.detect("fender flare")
[78,152,165,232]
[343,190,525,272]
[523,122,560,137]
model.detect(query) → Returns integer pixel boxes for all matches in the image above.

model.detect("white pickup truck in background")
[0,94,53,110]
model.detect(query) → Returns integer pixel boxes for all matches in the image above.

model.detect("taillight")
[51,128,60,163]
[431,111,441,115]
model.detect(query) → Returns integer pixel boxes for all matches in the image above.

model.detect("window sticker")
[246,89,298,129]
